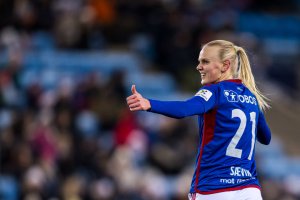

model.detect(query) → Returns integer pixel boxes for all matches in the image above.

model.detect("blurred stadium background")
[0,0,300,199]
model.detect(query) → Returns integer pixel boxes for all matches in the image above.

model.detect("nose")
[196,64,202,71]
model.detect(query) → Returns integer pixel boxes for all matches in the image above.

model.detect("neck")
[215,72,233,83]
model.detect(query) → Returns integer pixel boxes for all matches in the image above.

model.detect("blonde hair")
[204,40,270,111]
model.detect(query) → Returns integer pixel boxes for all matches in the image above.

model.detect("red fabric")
[31,125,57,162]
[114,109,137,145]
[195,108,217,193]
[196,185,261,195]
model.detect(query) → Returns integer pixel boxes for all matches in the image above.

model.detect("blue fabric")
[257,111,271,145]
[0,176,18,200]
[147,80,272,193]
[148,97,212,118]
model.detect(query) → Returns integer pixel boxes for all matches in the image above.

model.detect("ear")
[222,60,230,73]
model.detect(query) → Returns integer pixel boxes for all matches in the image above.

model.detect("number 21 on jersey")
[226,109,256,160]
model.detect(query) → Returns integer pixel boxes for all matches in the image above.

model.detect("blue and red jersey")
[148,79,271,194]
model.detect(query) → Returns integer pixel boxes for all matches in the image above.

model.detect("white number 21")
[226,109,256,160]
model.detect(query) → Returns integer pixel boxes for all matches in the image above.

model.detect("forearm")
[257,113,272,145]
[148,98,206,118]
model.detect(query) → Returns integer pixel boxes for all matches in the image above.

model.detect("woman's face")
[196,46,223,85]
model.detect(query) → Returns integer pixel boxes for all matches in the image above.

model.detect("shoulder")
[194,84,219,102]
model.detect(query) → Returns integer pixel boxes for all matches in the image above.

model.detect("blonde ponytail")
[205,40,270,111]
[235,47,270,111]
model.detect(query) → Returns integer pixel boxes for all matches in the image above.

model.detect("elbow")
[172,115,185,119]
[262,139,271,145]
[172,110,189,119]
[265,137,271,145]
[259,136,271,145]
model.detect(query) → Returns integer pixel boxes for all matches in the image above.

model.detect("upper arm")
[193,86,218,112]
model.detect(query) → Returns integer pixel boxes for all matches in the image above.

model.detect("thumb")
[131,85,137,94]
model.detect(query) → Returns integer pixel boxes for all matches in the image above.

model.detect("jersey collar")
[204,79,242,86]
[223,79,242,83]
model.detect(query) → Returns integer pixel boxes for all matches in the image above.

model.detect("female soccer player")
[126,40,271,200]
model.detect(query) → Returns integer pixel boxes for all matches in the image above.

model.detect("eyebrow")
[198,58,209,62]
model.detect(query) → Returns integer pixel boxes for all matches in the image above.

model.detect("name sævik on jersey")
[190,80,261,194]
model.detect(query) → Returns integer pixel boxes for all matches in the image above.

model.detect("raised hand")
[126,85,151,111]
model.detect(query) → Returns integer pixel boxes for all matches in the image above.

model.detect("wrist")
[145,99,151,111]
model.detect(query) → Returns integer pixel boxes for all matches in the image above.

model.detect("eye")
[200,59,209,65]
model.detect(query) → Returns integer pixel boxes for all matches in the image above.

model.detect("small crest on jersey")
[224,90,238,102]
[195,89,212,101]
